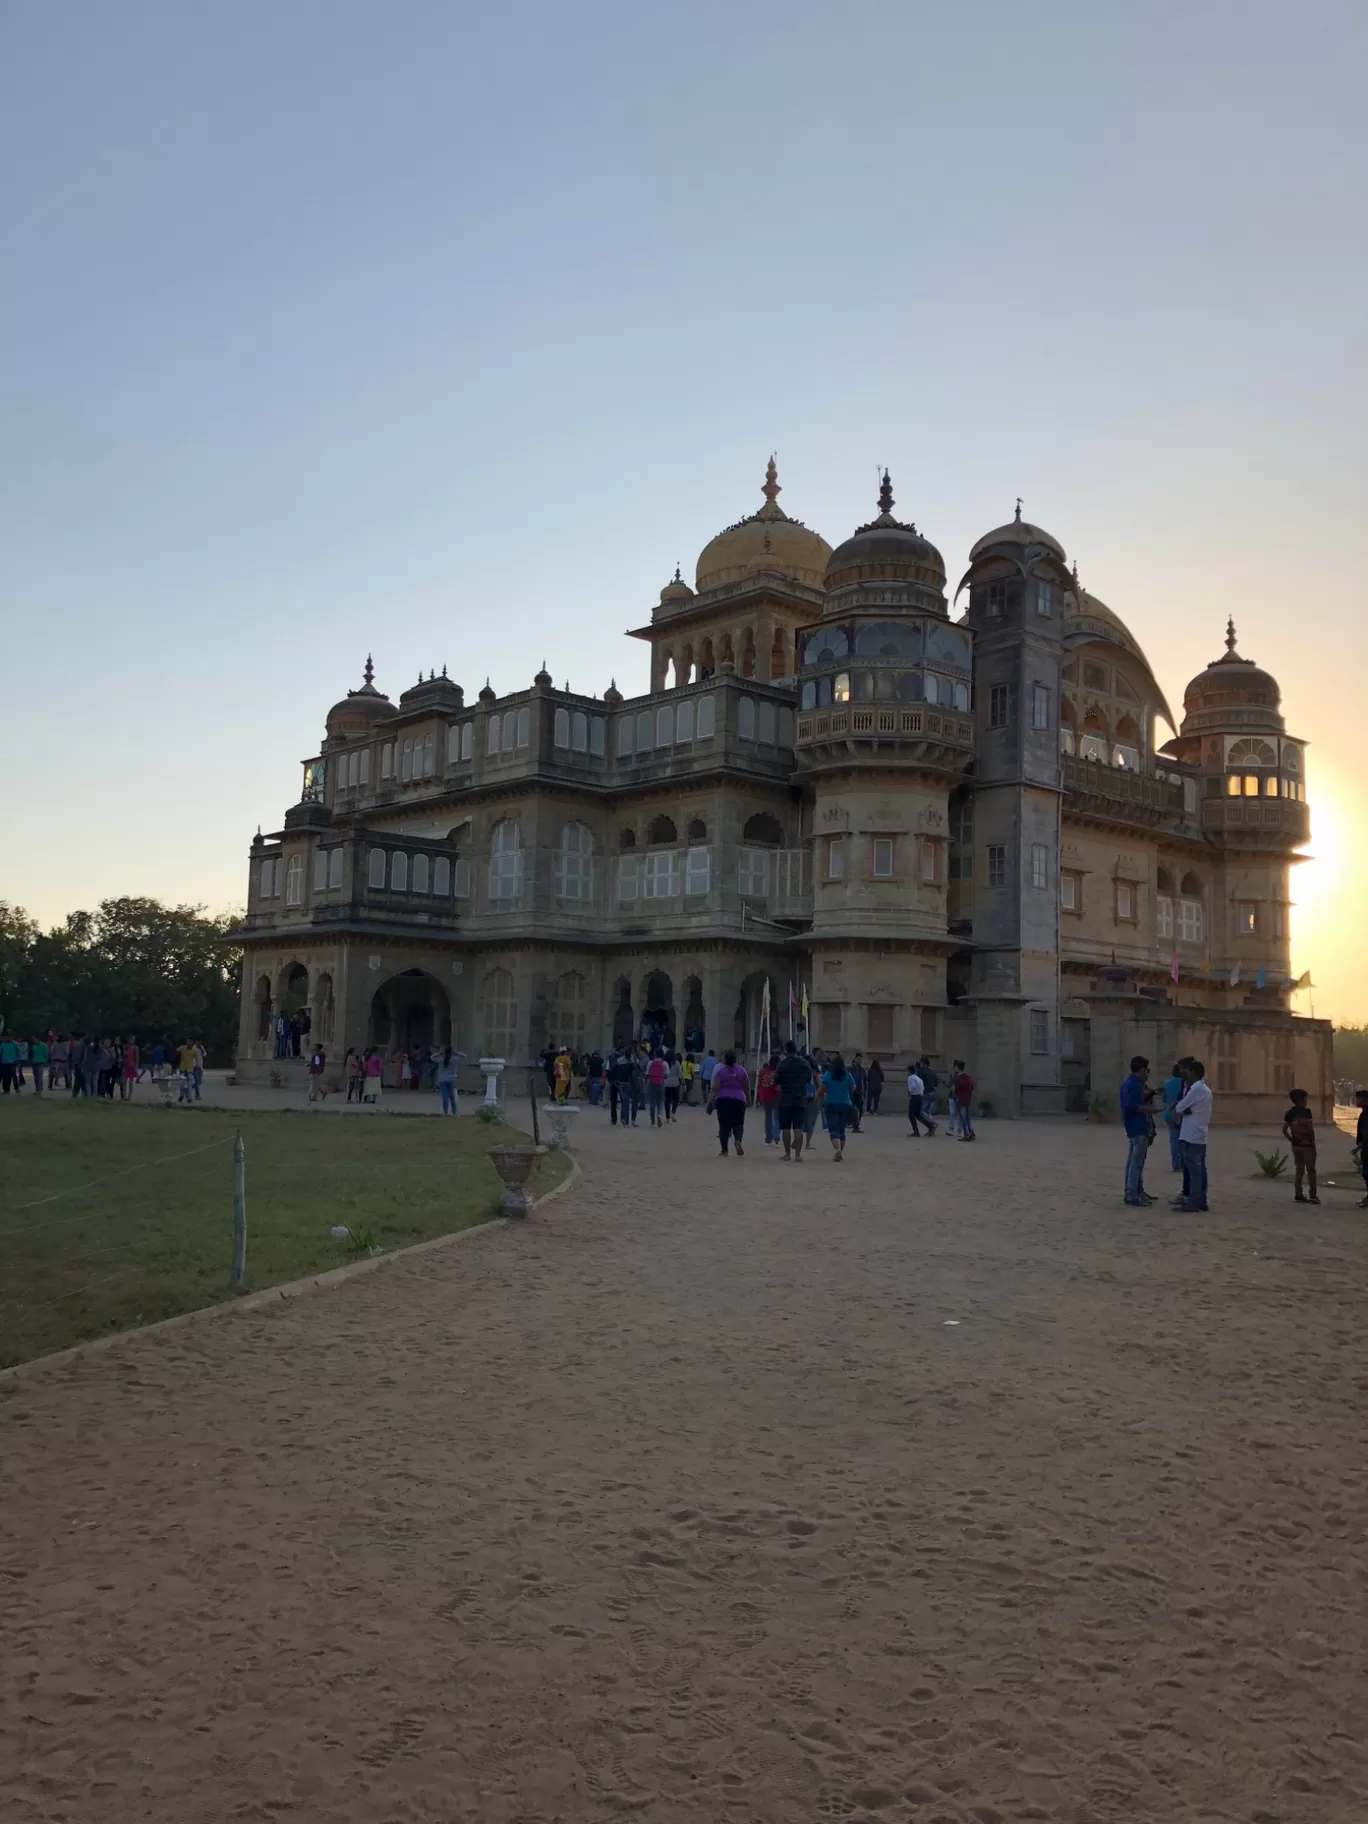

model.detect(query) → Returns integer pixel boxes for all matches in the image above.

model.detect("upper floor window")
[1030,843,1048,890]
[825,836,845,881]
[434,856,451,896]
[572,710,588,752]
[486,716,500,757]
[1031,685,1051,730]
[1236,901,1258,936]
[656,704,675,748]
[1036,582,1053,617]
[1115,880,1135,921]
[642,849,680,899]
[328,848,343,891]
[738,848,770,897]
[1030,1008,1050,1053]
[872,837,895,879]
[1156,894,1173,939]
[617,715,634,759]
[987,582,1005,617]
[489,820,524,902]
[285,855,304,905]
[989,684,1010,729]
[461,722,474,763]
[987,844,1006,888]
[368,848,386,889]
[696,694,716,739]
[738,696,756,739]
[554,822,594,901]
[685,846,711,896]
[676,699,695,743]
[1178,897,1203,943]
[453,856,471,898]
[313,849,327,893]
[412,853,430,894]
[502,710,516,752]
[554,707,571,748]
[1061,870,1081,912]
[381,743,394,779]
[589,715,605,756]
[390,851,408,892]
[636,709,653,752]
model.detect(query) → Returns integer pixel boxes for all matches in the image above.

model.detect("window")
[517,707,530,749]
[1263,774,1278,797]
[1031,843,1048,890]
[832,674,850,706]
[502,710,516,752]
[1079,732,1109,763]
[1115,880,1135,921]
[328,848,343,890]
[738,848,770,897]
[1215,1027,1238,1094]
[1031,685,1051,730]
[648,814,677,845]
[872,838,894,879]
[453,857,471,899]
[489,820,523,902]
[368,849,386,889]
[313,849,327,893]
[1113,745,1140,772]
[410,853,428,894]
[426,734,437,777]
[1084,663,1108,692]
[1156,894,1173,939]
[1226,773,1241,798]
[359,749,370,786]
[987,844,1006,888]
[1236,901,1258,936]
[554,707,570,748]
[399,739,412,782]
[685,846,711,896]
[347,750,360,788]
[656,705,674,748]
[866,1004,895,1051]
[616,853,639,902]
[572,710,588,753]
[554,822,594,901]
[285,855,303,905]
[826,836,845,880]
[446,725,460,765]
[461,722,473,763]
[1273,900,1285,941]
[381,743,393,779]
[642,849,679,898]
[758,700,776,745]
[1243,775,1260,797]
[738,696,756,738]
[482,968,517,1058]
[391,851,408,892]
[433,856,451,896]
[696,694,716,739]
[486,716,500,757]
[920,839,939,884]
[1030,1008,1050,1054]
[1036,582,1053,617]
[953,682,970,713]
[617,716,633,759]
[989,685,1009,729]
[676,699,694,743]
[1061,871,1080,912]
[1178,897,1202,943]
[987,582,1004,617]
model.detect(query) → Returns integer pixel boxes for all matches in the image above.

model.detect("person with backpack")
[645,1052,667,1126]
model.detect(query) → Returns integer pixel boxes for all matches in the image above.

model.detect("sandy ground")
[3,1108,1366,1824]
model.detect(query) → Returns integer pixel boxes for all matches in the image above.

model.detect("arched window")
[617,717,634,758]
[285,855,304,905]
[390,851,408,892]
[801,627,849,666]
[656,704,674,747]
[953,682,970,712]
[801,679,816,710]
[1157,866,1173,893]
[489,820,523,902]
[400,739,413,782]
[328,848,343,890]
[486,716,500,756]
[381,743,394,779]
[433,855,451,896]
[743,811,784,846]
[313,848,327,893]
[572,710,588,752]
[482,968,518,1057]
[1229,738,1276,767]
[553,971,589,1051]
[360,749,370,786]
[447,724,461,765]
[412,853,430,894]
[636,710,652,752]
[696,694,716,738]
[453,857,471,898]
[502,710,516,752]
[1178,872,1204,944]
[676,698,695,743]
[854,620,923,659]
[687,818,707,841]
[347,750,360,788]
[423,734,435,778]
[369,848,387,889]
[517,706,530,749]
[738,696,756,738]
[757,700,776,744]
[461,722,473,762]
[589,716,605,756]
[924,675,940,706]
[554,822,594,901]
[832,675,850,706]
[619,828,637,849]
[648,814,677,845]
[554,707,571,748]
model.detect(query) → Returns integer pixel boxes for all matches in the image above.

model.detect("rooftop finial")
[673,562,681,583]
[363,654,374,687]
[1014,497,1023,522]
[762,455,780,508]
[878,469,894,516]
[1225,616,1238,653]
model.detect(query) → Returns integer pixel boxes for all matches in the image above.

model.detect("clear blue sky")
[3,1,1365,1018]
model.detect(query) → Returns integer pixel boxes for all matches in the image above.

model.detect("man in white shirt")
[906,1066,936,1137]
[1172,1060,1213,1211]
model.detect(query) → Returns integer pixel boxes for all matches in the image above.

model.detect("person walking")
[586,1049,604,1107]
[757,1052,781,1145]
[865,1057,884,1116]
[191,1040,205,1100]
[343,1047,360,1101]
[630,1048,648,1127]
[361,1046,383,1104]
[1172,1060,1212,1212]
[775,1041,813,1161]
[1160,1061,1185,1173]
[848,1053,866,1132]
[708,1050,750,1156]
[906,1062,937,1136]
[14,1036,28,1090]
[645,1052,667,1126]
[1281,1088,1319,1204]
[818,1054,855,1163]
[29,1033,48,1094]
[681,1051,697,1105]
[949,1060,976,1139]
[663,1051,681,1122]
[49,1033,70,1091]
[0,1033,17,1095]
[306,1045,328,1103]
[610,1048,634,1129]
[176,1038,198,1104]
[437,1047,461,1115]
[699,1048,719,1107]
[68,1033,86,1097]
[1356,1089,1368,1209]
[120,1037,139,1100]
[1120,1055,1157,1206]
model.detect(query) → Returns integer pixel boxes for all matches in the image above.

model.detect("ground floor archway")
[369,969,452,1060]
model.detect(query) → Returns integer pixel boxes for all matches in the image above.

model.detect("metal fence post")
[231,1129,247,1286]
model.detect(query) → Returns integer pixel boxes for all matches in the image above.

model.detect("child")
[1280,1087,1318,1204]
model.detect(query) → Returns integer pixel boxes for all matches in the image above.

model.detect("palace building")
[234,461,1332,1120]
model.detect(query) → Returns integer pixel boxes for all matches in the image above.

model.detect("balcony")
[1200,797,1310,846]
[1063,755,1187,827]
[796,706,974,762]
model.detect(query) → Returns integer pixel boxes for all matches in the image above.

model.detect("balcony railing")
[1063,755,1186,822]
[796,707,974,748]
[1201,798,1310,842]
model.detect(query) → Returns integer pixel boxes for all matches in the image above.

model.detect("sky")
[2,0,1365,1021]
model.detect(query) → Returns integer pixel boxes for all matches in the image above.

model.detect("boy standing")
[1280,1088,1319,1204]
[1172,1061,1213,1212]
[1120,1055,1156,1206]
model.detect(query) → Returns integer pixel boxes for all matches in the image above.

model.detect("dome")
[969,502,1066,562]
[824,472,946,592]
[659,564,694,608]
[1066,588,1148,665]
[1182,620,1282,727]
[325,657,393,736]
[694,458,831,592]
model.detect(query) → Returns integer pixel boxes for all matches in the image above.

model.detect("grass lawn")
[0,1100,568,1369]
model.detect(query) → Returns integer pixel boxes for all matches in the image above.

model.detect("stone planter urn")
[487,1143,546,1217]
[542,1103,579,1150]
[477,1056,506,1113]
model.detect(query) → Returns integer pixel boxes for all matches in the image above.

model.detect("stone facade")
[234,463,1331,1120]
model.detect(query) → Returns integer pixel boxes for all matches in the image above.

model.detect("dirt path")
[4,1109,1366,1822]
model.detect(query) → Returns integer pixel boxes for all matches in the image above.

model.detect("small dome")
[326,657,393,736]
[970,501,1065,562]
[824,472,946,592]
[477,679,497,705]
[695,458,831,592]
[604,679,623,705]
[1182,620,1282,725]
[659,564,694,607]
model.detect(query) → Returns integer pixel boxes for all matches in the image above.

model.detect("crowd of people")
[0,1033,208,1103]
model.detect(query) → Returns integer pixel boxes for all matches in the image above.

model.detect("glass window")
[1116,880,1134,920]
[987,844,1006,888]
[636,710,652,752]
[738,848,769,896]
[381,743,393,779]
[1032,685,1050,729]
[642,850,679,898]
[1263,774,1278,796]
[1036,582,1053,617]
[801,627,849,666]
[1113,745,1140,772]
[489,820,523,902]
[738,695,756,737]
[424,734,435,777]
[589,716,605,756]
[616,854,639,902]
[348,750,360,788]
[758,700,776,745]
[453,857,471,898]
[313,849,327,893]
[1226,773,1241,796]
[1030,1008,1050,1053]
[854,620,922,659]
[685,846,711,896]
[1156,894,1173,939]
[433,856,451,896]
[572,710,588,752]
[953,682,970,712]
[1061,727,1076,755]
[400,740,413,782]
[486,717,499,756]
[800,680,817,710]
[832,675,850,706]
[516,707,529,749]
[1243,775,1260,797]
[554,822,594,901]
[482,968,517,1058]
[502,711,516,752]
[921,839,938,884]
[360,749,370,786]
[1178,897,1202,943]
[1236,901,1258,935]
[368,849,386,889]
[328,847,343,891]
[412,853,430,894]
[989,684,1009,728]
[696,695,716,738]
[617,716,633,758]
[826,836,845,880]
[461,722,473,762]
[676,699,694,743]
[554,707,570,748]
[656,704,674,747]
[285,855,303,904]
[390,852,408,892]
[872,837,894,879]
[1061,871,1079,911]
[1031,843,1048,889]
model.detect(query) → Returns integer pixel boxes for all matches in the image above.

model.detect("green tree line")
[0,899,242,1065]
[1334,1026,1368,1087]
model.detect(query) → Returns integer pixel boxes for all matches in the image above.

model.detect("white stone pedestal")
[477,1057,506,1113]
[542,1103,579,1149]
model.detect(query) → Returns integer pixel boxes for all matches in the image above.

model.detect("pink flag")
[1170,951,1180,984]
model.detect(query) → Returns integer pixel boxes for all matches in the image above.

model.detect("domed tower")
[955,504,1076,1114]
[794,474,974,1064]
[316,657,395,802]
[1162,621,1308,998]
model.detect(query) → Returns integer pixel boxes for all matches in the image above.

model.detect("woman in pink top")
[707,1050,750,1157]
[120,1037,140,1101]
[362,1046,384,1104]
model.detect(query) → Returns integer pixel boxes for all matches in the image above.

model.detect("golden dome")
[1065,590,1176,729]
[694,458,831,592]
[659,564,694,607]
[1180,620,1283,733]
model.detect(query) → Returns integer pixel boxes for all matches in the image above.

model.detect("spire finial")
[762,455,780,508]
[1225,616,1237,653]
[1014,497,1023,522]
[878,469,894,516]
[674,562,682,583]
[363,654,374,687]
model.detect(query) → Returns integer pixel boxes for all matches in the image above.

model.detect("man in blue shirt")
[1120,1055,1156,1206]
[1160,1061,1185,1174]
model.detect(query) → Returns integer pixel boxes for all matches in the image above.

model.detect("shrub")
[476,1103,502,1126]
[977,1096,996,1119]
[268,1068,284,1090]
[1254,1148,1289,1178]
[1087,1092,1111,1123]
